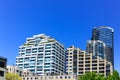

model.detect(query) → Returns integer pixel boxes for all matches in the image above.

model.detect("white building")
[16,34,65,75]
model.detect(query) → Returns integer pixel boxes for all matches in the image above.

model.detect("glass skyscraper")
[91,26,114,69]
[16,34,65,75]
[86,40,106,59]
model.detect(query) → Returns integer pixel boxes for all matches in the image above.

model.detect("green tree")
[79,72,98,80]
[106,70,120,80]
[95,74,106,80]
[79,70,120,80]
[6,72,22,80]
[79,72,106,80]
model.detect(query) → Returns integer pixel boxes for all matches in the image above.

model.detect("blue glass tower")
[92,26,114,69]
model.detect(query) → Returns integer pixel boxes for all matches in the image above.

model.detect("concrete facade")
[66,46,113,76]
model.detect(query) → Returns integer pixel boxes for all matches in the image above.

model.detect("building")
[91,26,114,69]
[86,40,106,59]
[7,65,33,77]
[22,74,77,80]
[7,65,77,80]
[66,46,113,76]
[0,56,7,80]
[65,46,78,75]
[16,34,65,75]
[7,65,23,76]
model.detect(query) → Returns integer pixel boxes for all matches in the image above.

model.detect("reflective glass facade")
[92,26,114,69]
[86,40,106,59]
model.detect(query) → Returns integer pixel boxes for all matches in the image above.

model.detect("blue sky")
[0,0,120,72]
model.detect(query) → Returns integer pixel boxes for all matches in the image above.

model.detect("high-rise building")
[66,46,113,76]
[65,46,78,75]
[91,26,114,69]
[86,40,106,59]
[0,56,7,80]
[16,34,65,75]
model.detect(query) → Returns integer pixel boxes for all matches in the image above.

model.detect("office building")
[65,46,78,75]
[16,34,65,75]
[86,40,106,59]
[0,56,7,80]
[66,46,113,76]
[91,26,114,68]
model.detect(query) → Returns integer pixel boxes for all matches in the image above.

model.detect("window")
[79,68,83,70]
[99,64,104,66]
[74,50,77,54]
[26,49,31,53]
[0,61,5,68]
[65,76,67,79]
[24,64,29,68]
[0,71,4,77]
[32,48,37,53]
[92,64,97,66]
[70,59,72,61]
[79,72,83,74]
[60,76,62,79]
[38,47,44,52]
[68,76,71,79]
[46,44,51,46]
[85,68,90,70]
[45,50,51,52]
[92,68,97,70]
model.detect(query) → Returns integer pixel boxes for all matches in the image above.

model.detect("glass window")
[60,76,62,79]
[0,71,4,77]
[65,76,67,79]
[26,49,31,53]
[32,48,37,53]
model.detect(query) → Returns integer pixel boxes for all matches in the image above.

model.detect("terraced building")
[16,34,65,75]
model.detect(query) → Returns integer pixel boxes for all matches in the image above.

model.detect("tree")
[79,70,120,80]
[79,72,106,80]
[6,72,22,80]
[95,74,106,80]
[106,70,120,80]
[79,72,99,80]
